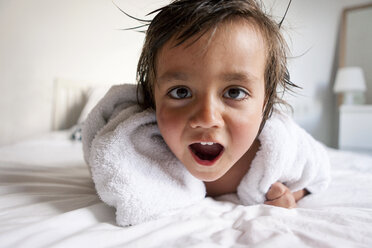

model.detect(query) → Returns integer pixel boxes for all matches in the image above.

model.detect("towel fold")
[83,84,330,226]
[237,110,331,205]
[82,84,206,226]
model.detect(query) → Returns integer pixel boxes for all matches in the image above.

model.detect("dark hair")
[135,0,298,133]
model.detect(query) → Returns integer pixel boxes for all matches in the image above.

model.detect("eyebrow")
[157,71,189,83]
[157,71,259,85]
[220,71,259,84]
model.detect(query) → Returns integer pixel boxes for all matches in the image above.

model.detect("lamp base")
[343,92,354,105]
[342,92,365,105]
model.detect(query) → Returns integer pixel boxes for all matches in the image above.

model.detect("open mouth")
[189,142,224,166]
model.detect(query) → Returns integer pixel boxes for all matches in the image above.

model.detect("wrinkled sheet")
[1,131,372,248]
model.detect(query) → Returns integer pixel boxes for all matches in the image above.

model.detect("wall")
[0,0,149,145]
[267,0,372,147]
[345,6,372,104]
[0,0,371,146]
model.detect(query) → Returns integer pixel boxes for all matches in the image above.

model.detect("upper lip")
[189,133,224,146]
[189,140,224,146]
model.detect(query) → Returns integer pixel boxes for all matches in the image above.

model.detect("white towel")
[82,85,206,226]
[83,84,330,226]
[237,110,331,205]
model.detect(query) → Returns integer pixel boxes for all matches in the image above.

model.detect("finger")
[266,182,287,201]
[293,188,309,202]
[264,192,297,209]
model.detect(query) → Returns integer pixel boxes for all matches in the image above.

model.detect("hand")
[264,182,309,209]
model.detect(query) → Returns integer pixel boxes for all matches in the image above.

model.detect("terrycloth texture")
[83,84,331,226]
[82,84,206,226]
[237,111,331,205]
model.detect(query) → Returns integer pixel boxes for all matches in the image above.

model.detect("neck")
[204,139,260,197]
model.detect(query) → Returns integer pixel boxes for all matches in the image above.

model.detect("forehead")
[159,17,266,56]
[155,18,267,82]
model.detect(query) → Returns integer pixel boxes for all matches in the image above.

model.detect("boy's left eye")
[167,86,192,99]
[223,88,249,100]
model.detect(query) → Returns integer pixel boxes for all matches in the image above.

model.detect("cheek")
[156,106,186,149]
[157,106,182,130]
[229,110,263,149]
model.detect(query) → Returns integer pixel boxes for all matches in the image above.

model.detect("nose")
[189,95,224,129]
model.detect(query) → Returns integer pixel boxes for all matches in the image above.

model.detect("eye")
[167,87,192,99]
[223,87,249,100]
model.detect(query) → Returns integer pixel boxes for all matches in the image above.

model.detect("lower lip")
[189,148,224,166]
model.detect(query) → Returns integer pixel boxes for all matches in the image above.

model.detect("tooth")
[200,142,214,145]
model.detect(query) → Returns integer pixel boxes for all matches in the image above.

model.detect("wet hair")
[133,0,298,133]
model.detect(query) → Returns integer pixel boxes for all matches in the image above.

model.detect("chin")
[193,172,222,182]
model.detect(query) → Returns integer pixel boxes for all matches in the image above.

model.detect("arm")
[264,182,309,208]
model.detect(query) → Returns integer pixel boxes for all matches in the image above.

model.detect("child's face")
[154,20,266,182]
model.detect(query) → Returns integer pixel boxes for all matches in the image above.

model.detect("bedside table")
[338,105,372,154]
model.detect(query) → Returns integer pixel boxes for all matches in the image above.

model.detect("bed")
[1,80,372,248]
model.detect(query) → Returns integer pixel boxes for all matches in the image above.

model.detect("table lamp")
[334,67,366,105]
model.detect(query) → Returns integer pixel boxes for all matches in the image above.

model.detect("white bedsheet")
[1,131,372,248]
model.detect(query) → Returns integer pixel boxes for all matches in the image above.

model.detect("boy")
[137,0,309,207]
[83,0,330,226]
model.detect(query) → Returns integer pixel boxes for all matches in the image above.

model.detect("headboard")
[51,78,114,130]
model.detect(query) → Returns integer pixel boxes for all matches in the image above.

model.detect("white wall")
[267,0,372,147]
[0,0,149,145]
[0,0,371,146]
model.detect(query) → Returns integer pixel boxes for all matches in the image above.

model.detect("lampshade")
[333,67,366,93]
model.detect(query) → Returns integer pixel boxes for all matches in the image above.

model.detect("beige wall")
[1,0,371,146]
[345,6,372,104]
[267,0,371,147]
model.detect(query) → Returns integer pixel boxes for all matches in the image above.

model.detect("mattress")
[1,131,372,247]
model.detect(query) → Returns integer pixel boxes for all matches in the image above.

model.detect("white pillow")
[78,86,111,124]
